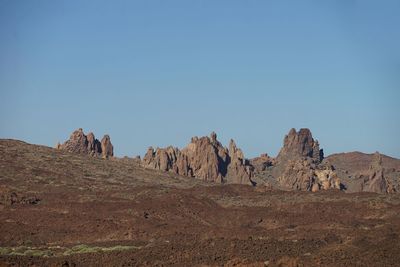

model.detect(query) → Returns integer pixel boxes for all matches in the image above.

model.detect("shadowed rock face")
[57,128,113,158]
[181,133,229,182]
[142,132,253,184]
[276,128,323,164]
[87,132,102,156]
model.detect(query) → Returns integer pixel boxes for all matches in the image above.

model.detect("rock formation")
[362,152,396,193]
[277,159,341,192]
[142,132,254,184]
[143,146,183,173]
[180,133,229,182]
[87,132,101,156]
[57,128,113,158]
[250,153,274,173]
[276,128,323,164]
[226,139,253,184]
[101,135,114,158]
[274,128,341,191]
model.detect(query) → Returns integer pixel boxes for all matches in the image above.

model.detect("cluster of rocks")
[277,159,342,192]
[56,127,397,194]
[142,132,254,184]
[0,185,40,206]
[273,128,342,192]
[56,128,114,158]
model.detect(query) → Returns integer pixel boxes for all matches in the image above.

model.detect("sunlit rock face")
[57,128,113,158]
[142,132,254,184]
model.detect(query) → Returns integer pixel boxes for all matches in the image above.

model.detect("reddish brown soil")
[1,140,400,266]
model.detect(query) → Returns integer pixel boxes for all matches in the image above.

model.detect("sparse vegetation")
[1,140,400,266]
[63,244,139,255]
[0,244,139,258]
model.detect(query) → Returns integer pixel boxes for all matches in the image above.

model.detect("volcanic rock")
[362,152,396,193]
[276,128,323,163]
[180,133,228,182]
[57,128,113,158]
[142,146,184,173]
[58,128,90,154]
[277,159,341,191]
[226,139,253,184]
[101,135,114,158]
[0,185,40,206]
[274,128,342,191]
[250,153,274,173]
[142,132,254,184]
[87,132,102,156]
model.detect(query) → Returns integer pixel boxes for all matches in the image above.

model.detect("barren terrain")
[1,140,400,266]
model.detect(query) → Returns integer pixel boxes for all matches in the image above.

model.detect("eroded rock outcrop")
[274,128,342,191]
[250,153,274,173]
[180,133,229,182]
[227,140,253,184]
[142,132,253,184]
[57,128,113,158]
[362,152,396,193]
[101,135,114,158]
[277,159,341,192]
[276,128,323,164]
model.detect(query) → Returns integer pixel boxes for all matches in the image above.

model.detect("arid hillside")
[1,139,400,266]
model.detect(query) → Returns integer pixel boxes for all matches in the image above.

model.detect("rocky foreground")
[1,137,400,266]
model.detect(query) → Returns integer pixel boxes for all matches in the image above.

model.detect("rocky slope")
[56,128,113,158]
[142,132,254,185]
[2,139,400,266]
[326,152,399,193]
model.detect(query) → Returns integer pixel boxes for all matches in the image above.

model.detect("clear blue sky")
[0,0,399,158]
